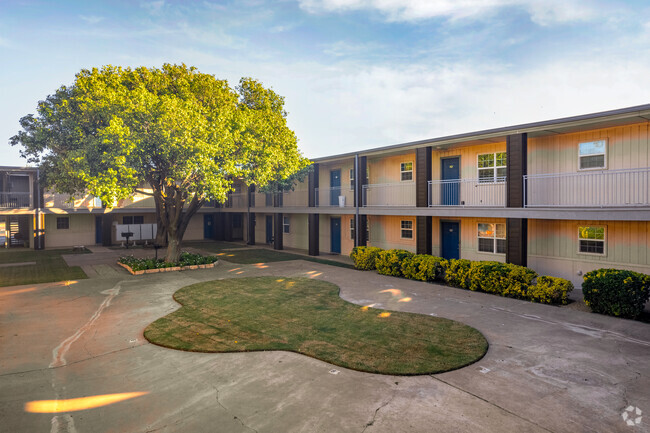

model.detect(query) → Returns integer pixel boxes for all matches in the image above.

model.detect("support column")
[274,213,283,250]
[416,216,432,255]
[308,214,319,256]
[223,213,233,242]
[355,156,367,208]
[247,213,255,245]
[308,163,319,207]
[506,133,528,266]
[214,213,225,241]
[357,215,367,247]
[416,147,432,255]
[101,214,112,246]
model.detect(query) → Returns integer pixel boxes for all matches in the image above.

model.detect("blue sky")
[2,0,650,165]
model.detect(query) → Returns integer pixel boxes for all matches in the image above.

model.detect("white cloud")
[79,15,105,25]
[297,0,605,25]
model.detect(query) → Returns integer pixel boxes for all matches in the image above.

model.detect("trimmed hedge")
[402,255,447,282]
[350,247,573,305]
[582,269,650,318]
[119,252,218,271]
[350,246,383,270]
[375,249,414,277]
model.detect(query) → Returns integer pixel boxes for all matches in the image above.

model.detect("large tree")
[11,64,309,261]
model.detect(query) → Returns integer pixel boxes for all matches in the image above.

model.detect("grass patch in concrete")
[211,248,354,269]
[144,276,487,375]
[0,249,88,287]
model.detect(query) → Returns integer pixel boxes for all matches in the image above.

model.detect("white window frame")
[477,222,506,254]
[578,139,607,171]
[56,217,69,230]
[283,216,290,234]
[349,168,355,190]
[400,162,413,182]
[477,152,507,183]
[400,220,413,239]
[350,218,355,240]
[577,225,606,256]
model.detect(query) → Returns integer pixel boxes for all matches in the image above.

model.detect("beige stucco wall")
[282,213,309,250]
[367,215,417,253]
[45,214,95,247]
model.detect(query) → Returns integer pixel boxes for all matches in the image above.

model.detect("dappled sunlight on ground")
[25,392,148,413]
[378,312,391,318]
[380,288,402,296]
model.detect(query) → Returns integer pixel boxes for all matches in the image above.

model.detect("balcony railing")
[280,189,308,208]
[225,193,247,209]
[363,183,415,207]
[428,178,506,207]
[315,187,354,207]
[252,192,274,207]
[0,192,32,208]
[524,168,650,207]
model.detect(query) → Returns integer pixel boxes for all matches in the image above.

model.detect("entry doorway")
[441,156,460,205]
[95,216,103,244]
[203,214,214,239]
[266,216,273,244]
[232,214,243,240]
[330,169,341,205]
[330,217,341,254]
[441,221,460,260]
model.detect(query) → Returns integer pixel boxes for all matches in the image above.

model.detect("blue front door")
[441,221,460,260]
[441,157,460,205]
[204,214,214,239]
[266,216,273,243]
[330,169,341,206]
[330,217,341,253]
[95,216,102,244]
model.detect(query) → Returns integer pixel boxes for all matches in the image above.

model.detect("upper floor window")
[123,216,144,225]
[349,168,355,190]
[400,220,413,239]
[578,226,605,255]
[478,152,506,183]
[478,223,506,254]
[56,217,69,230]
[283,216,290,233]
[579,140,607,170]
[400,162,413,181]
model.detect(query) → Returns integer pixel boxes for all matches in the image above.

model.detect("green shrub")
[469,262,538,298]
[402,254,447,282]
[118,252,218,271]
[582,269,650,318]
[528,276,573,305]
[375,249,414,277]
[350,246,383,270]
[444,259,472,289]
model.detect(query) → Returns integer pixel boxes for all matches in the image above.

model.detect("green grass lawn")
[144,276,487,375]
[183,240,249,251]
[0,248,88,287]
[197,246,354,269]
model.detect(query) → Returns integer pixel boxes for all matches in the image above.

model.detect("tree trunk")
[165,230,181,262]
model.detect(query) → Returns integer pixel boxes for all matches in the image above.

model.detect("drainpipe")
[354,154,359,247]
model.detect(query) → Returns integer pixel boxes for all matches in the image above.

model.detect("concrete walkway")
[0,254,648,432]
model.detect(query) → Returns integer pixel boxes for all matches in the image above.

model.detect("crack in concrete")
[429,375,555,433]
[360,392,396,433]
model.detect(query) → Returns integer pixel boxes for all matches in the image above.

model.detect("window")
[349,168,355,190]
[350,218,355,240]
[56,217,69,230]
[478,152,507,183]
[478,223,506,254]
[400,162,413,181]
[123,216,144,225]
[283,216,290,233]
[401,220,413,239]
[579,140,607,170]
[578,226,605,254]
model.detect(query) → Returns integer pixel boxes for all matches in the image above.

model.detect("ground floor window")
[123,215,144,224]
[283,216,290,233]
[478,223,506,253]
[401,220,413,239]
[56,217,69,230]
[578,226,605,254]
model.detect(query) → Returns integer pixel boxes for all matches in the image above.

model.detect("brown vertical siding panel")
[308,164,319,207]
[273,213,283,250]
[416,215,432,255]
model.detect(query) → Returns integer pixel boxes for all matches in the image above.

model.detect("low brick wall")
[117,261,218,275]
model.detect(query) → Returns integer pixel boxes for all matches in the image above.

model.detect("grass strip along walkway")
[0,249,88,287]
[144,277,487,375]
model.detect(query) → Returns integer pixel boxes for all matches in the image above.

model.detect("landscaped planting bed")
[118,252,218,275]
[351,246,574,305]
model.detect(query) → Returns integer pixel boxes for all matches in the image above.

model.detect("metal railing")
[428,178,506,207]
[524,168,650,207]
[362,182,415,207]
[225,193,247,209]
[315,187,354,207]
[252,192,274,207]
[0,192,32,208]
[281,189,309,207]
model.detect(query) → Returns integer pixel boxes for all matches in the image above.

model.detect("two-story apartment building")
[3,104,649,287]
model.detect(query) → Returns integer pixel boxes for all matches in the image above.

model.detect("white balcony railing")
[0,192,32,208]
[281,189,309,207]
[363,183,416,207]
[524,168,650,207]
[428,178,506,207]
[315,187,354,207]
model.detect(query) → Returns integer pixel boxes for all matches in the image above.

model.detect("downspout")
[354,154,359,247]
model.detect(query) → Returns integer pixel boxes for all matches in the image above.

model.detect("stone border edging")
[117,261,218,275]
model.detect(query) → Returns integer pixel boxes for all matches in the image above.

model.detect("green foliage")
[375,249,414,277]
[119,252,217,271]
[401,254,447,282]
[11,64,309,261]
[349,246,382,270]
[529,276,574,305]
[444,259,472,289]
[467,262,538,299]
[582,268,650,318]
